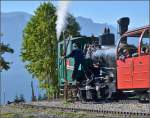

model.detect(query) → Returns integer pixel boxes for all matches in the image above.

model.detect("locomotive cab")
[58,36,98,87]
[116,26,150,91]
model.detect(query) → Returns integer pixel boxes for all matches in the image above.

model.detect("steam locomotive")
[58,17,150,102]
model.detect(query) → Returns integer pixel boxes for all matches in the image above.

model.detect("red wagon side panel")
[117,55,150,90]
[117,26,150,90]
[117,58,133,89]
[133,55,150,88]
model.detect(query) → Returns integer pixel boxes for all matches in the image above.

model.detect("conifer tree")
[38,93,42,101]
[60,14,81,40]
[0,33,14,71]
[14,94,19,102]
[19,94,25,102]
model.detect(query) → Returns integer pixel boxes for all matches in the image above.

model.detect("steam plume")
[56,1,71,40]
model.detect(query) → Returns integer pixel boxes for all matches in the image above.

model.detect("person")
[141,47,149,55]
[62,43,85,81]
[145,48,149,54]
[123,49,130,58]
[119,48,130,61]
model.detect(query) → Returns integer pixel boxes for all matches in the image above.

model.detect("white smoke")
[56,1,71,40]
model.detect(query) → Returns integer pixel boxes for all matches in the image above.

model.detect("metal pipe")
[63,31,68,100]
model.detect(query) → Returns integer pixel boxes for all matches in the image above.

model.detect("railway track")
[11,102,150,118]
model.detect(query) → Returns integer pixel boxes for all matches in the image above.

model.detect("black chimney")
[117,17,130,35]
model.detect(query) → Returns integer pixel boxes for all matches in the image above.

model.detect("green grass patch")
[1,112,37,118]
[1,113,22,118]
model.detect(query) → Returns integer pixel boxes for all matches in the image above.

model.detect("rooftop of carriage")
[122,25,150,37]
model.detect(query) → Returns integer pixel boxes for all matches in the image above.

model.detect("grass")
[1,113,25,118]
[1,105,100,118]
[1,112,37,118]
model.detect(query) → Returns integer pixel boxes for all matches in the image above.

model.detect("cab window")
[118,35,140,59]
[141,29,150,55]
[66,40,72,55]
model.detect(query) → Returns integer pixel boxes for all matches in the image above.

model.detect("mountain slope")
[1,12,40,104]
[76,16,116,36]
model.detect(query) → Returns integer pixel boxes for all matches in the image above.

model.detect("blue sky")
[1,1,149,28]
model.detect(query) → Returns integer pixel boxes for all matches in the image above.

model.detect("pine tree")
[42,93,48,100]
[0,33,14,105]
[19,94,25,102]
[60,14,81,40]
[14,94,19,102]
[0,33,14,71]
[38,93,42,101]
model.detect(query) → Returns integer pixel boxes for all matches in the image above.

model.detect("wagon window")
[141,29,150,55]
[118,35,140,58]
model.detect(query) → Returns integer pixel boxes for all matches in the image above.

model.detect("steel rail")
[10,103,150,118]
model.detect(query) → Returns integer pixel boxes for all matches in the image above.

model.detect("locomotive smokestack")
[117,17,130,36]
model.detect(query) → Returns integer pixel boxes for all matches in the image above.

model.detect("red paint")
[117,58,133,89]
[117,26,150,90]
[66,59,70,66]
[132,55,150,88]
[117,55,150,89]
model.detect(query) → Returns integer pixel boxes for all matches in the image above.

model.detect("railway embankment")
[0,100,150,118]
